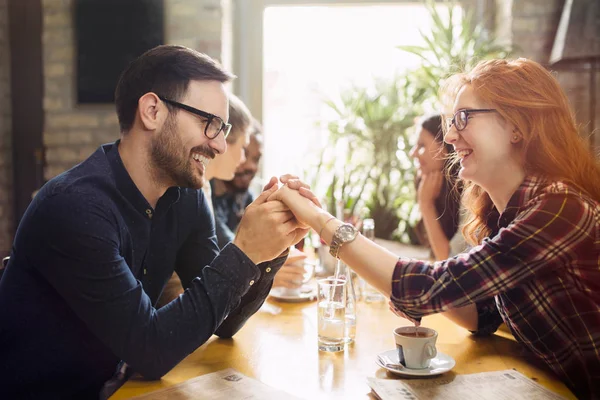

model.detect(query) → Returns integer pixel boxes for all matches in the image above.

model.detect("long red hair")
[440,58,600,245]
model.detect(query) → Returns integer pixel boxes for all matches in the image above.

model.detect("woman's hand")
[279,175,322,208]
[417,171,443,208]
[234,180,308,263]
[267,184,324,231]
[389,300,421,326]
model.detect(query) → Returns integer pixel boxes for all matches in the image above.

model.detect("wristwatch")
[329,223,359,259]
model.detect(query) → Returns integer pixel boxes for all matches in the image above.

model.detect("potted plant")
[310,74,424,240]
[398,0,512,107]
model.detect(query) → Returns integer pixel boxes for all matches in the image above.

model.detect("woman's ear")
[511,129,523,144]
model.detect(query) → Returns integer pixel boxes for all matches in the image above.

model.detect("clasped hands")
[232,174,323,265]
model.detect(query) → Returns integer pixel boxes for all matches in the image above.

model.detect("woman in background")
[410,114,464,260]
[410,114,475,330]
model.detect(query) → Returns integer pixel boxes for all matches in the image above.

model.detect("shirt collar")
[487,175,547,231]
[104,140,180,220]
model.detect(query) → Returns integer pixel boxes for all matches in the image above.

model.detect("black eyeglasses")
[445,109,497,132]
[158,95,232,140]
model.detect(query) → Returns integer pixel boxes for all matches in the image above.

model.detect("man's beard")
[229,169,255,192]
[149,116,214,189]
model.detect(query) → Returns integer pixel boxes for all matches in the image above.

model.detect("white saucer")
[269,286,316,303]
[376,349,455,377]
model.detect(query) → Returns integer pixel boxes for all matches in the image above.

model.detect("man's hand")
[233,177,308,264]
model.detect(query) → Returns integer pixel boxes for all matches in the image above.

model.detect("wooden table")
[113,297,575,399]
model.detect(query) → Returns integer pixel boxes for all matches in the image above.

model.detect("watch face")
[338,224,357,241]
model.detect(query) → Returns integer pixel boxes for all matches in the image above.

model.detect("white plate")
[376,349,455,377]
[269,286,316,303]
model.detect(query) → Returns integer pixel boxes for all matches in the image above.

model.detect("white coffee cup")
[393,326,438,369]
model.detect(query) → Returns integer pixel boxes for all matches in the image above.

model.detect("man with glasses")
[0,45,307,399]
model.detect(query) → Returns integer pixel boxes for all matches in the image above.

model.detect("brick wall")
[166,0,225,60]
[508,0,600,152]
[42,0,229,181]
[1,0,597,254]
[0,0,13,257]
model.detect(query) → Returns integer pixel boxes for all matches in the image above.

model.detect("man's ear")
[138,92,165,131]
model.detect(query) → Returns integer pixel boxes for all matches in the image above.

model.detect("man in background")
[212,119,264,248]
[212,123,308,291]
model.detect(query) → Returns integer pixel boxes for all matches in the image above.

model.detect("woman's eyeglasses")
[158,95,232,140]
[445,109,497,132]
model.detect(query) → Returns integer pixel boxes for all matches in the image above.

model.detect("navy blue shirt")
[211,180,254,249]
[0,142,285,399]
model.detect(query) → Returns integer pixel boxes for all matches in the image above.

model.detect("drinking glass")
[317,278,346,352]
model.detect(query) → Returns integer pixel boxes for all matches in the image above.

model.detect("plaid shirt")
[391,175,600,399]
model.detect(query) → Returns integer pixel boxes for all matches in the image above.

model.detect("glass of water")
[360,219,385,303]
[317,278,346,352]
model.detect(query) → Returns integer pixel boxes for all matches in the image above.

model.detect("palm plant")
[313,75,425,239]
[398,0,512,107]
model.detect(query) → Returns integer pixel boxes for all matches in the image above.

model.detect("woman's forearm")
[314,213,398,297]
[440,304,478,331]
[420,204,450,261]
[414,206,478,329]
[312,210,478,331]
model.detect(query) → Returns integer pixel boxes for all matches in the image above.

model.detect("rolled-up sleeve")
[469,298,504,336]
[391,192,594,320]
[215,253,288,338]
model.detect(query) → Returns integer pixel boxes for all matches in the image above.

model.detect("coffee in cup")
[393,326,438,369]
[396,330,434,338]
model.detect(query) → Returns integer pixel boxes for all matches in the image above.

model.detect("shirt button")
[265,267,272,273]
[249,280,255,286]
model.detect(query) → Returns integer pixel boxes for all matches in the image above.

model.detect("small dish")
[375,349,455,377]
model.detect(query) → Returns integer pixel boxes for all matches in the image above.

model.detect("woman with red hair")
[271,58,600,399]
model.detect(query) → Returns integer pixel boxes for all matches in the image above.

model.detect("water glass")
[317,278,346,352]
[360,219,385,303]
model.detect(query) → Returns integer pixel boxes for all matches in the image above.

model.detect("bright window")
[260,4,460,186]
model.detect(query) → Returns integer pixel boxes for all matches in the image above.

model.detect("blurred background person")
[204,93,253,211]
[212,119,263,248]
[409,114,465,261]
[212,121,309,293]
[407,113,475,331]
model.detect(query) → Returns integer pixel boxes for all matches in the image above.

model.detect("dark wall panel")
[75,0,164,104]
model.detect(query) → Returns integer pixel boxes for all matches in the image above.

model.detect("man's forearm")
[215,253,288,338]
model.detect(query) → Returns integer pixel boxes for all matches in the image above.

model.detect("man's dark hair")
[115,45,235,133]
